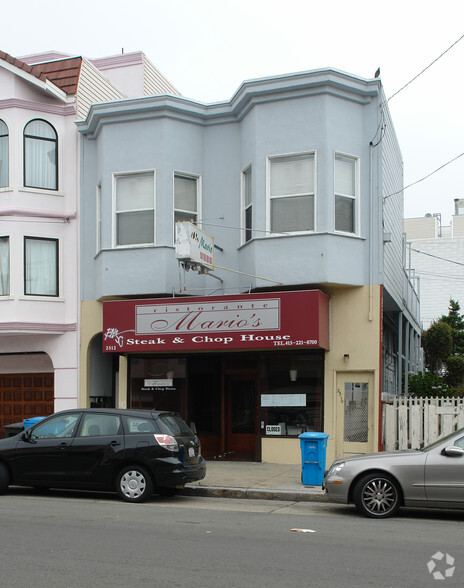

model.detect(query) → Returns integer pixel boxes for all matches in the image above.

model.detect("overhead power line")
[383,151,464,200]
[410,247,464,267]
[386,33,464,103]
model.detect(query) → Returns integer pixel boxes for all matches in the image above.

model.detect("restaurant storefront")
[101,290,329,461]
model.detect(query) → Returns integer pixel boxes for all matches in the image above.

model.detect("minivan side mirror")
[21,429,35,443]
[442,445,464,457]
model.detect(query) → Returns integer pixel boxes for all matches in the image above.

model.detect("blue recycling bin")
[23,416,46,429]
[299,432,329,486]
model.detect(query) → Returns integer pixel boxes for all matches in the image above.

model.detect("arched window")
[0,120,8,188]
[24,119,58,190]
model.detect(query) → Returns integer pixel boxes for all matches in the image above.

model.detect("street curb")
[180,485,329,502]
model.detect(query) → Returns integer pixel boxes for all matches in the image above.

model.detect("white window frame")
[96,183,102,253]
[266,151,317,235]
[173,171,201,233]
[334,152,359,235]
[112,170,156,248]
[23,235,59,297]
[0,119,9,189]
[23,119,58,191]
[241,164,252,244]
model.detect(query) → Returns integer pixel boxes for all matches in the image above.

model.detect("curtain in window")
[174,176,197,212]
[0,237,9,295]
[24,120,57,190]
[116,173,155,245]
[335,156,356,233]
[335,156,355,195]
[25,238,58,296]
[270,156,314,196]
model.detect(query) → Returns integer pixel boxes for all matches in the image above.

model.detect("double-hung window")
[269,154,315,233]
[335,154,358,233]
[24,119,58,190]
[242,166,252,242]
[0,120,8,188]
[114,172,155,246]
[24,236,59,296]
[174,174,198,226]
[0,237,9,295]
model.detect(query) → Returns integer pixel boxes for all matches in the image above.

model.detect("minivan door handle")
[109,440,121,446]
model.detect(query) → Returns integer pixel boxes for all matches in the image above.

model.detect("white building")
[404,199,464,329]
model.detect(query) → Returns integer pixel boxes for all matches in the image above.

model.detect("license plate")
[188,447,195,458]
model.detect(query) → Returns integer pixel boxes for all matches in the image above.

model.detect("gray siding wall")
[381,100,407,306]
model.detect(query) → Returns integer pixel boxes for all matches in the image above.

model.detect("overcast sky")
[3,0,463,223]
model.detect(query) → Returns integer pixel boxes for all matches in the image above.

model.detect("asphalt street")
[1,488,463,587]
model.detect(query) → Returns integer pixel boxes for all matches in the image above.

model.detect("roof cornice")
[77,68,381,138]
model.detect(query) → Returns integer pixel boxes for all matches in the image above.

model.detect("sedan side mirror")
[442,445,464,457]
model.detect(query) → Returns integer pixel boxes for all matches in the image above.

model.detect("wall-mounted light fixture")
[343,354,349,363]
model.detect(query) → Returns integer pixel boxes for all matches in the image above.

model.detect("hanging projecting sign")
[102,290,329,353]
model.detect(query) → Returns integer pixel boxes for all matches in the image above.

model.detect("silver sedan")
[323,427,464,518]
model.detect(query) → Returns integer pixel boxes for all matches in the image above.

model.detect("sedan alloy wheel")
[353,473,401,518]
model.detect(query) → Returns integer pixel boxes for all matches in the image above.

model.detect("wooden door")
[225,376,257,460]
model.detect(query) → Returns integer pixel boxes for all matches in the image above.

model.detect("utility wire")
[383,151,464,200]
[410,247,464,267]
[386,33,464,103]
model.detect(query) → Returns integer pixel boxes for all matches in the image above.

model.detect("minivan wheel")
[353,473,401,518]
[0,462,9,495]
[117,466,153,503]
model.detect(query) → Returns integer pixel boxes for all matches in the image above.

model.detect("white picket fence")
[383,396,464,451]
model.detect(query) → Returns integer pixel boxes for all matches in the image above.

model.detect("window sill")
[19,187,64,196]
[19,295,64,302]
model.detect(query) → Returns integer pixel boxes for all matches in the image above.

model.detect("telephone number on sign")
[273,340,318,346]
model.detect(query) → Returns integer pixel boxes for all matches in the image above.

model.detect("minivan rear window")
[158,414,193,436]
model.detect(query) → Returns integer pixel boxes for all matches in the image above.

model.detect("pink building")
[0,50,178,434]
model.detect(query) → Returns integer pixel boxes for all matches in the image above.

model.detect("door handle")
[110,441,121,446]
[59,442,69,449]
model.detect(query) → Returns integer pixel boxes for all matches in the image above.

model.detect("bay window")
[269,154,315,233]
[24,119,58,190]
[0,120,8,188]
[335,154,358,233]
[114,172,155,246]
[24,237,58,296]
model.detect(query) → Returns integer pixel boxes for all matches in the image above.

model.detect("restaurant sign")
[102,290,329,353]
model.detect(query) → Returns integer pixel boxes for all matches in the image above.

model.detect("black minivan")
[0,408,206,502]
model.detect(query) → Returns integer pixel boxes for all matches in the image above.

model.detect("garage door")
[0,373,54,437]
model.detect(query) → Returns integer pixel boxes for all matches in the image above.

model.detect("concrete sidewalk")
[180,460,328,502]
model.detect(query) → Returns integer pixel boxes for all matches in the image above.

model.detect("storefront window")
[129,357,186,415]
[259,352,323,436]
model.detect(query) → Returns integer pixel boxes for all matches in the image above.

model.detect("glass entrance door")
[226,377,257,460]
